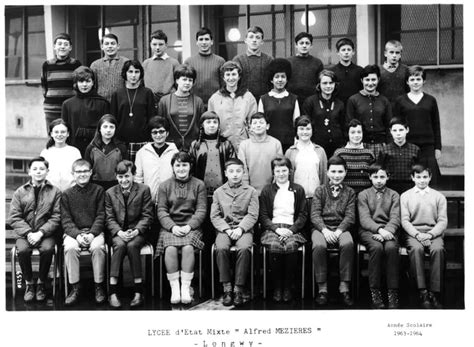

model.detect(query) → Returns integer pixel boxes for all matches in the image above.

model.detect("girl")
[334,119,376,193]
[208,61,257,152]
[302,69,346,158]
[61,66,110,156]
[346,64,392,159]
[156,152,207,304]
[40,119,81,191]
[394,65,442,185]
[285,115,327,200]
[110,60,156,163]
[84,114,127,191]
[157,64,205,151]
[258,58,300,152]
[259,156,307,302]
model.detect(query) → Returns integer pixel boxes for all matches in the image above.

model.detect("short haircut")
[28,156,49,169]
[73,66,94,83]
[316,69,339,94]
[360,64,381,79]
[54,32,72,44]
[406,65,426,81]
[72,158,92,171]
[148,116,170,132]
[385,40,403,51]
[411,163,432,177]
[335,37,355,50]
[102,33,119,44]
[224,158,244,169]
[174,64,197,82]
[271,155,292,172]
[266,58,292,82]
[249,112,268,123]
[199,110,220,126]
[294,115,312,137]
[115,160,136,175]
[171,151,194,169]
[150,30,168,43]
[294,32,313,44]
[327,155,347,170]
[389,117,408,129]
[247,26,264,38]
[220,60,242,76]
[121,59,144,81]
[196,27,213,40]
[347,118,363,132]
[367,163,389,177]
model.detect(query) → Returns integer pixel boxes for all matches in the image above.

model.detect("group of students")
[8,24,447,310]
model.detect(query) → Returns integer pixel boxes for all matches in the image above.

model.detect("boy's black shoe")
[222,291,233,306]
[340,291,354,307]
[429,291,443,309]
[273,288,282,302]
[370,288,385,309]
[95,284,106,304]
[283,288,292,302]
[315,292,328,306]
[419,290,432,309]
[35,283,46,301]
[233,292,244,306]
[65,284,80,306]
[24,284,35,303]
[387,289,400,309]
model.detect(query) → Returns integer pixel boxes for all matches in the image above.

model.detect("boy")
[184,27,225,105]
[286,32,324,106]
[401,164,447,309]
[311,155,356,307]
[90,33,129,102]
[41,33,82,132]
[378,117,420,194]
[142,30,180,106]
[8,157,61,303]
[210,158,259,306]
[233,26,273,102]
[378,40,409,107]
[238,112,283,195]
[328,37,363,105]
[358,164,401,309]
[61,159,106,305]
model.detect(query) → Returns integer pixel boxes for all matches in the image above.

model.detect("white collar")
[414,187,431,195]
[153,53,170,60]
[268,90,289,98]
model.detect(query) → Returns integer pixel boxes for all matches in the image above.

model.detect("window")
[5,6,46,81]
[381,4,463,66]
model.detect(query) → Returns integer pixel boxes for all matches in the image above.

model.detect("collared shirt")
[102,55,121,62]
[414,186,431,195]
[152,52,170,60]
[371,186,386,199]
[268,90,289,98]
[378,141,420,181]
[246,50,262,57]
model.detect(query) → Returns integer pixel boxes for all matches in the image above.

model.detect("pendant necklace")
[126,87,138,117]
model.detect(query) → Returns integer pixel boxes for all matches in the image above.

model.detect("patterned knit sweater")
[334,146,376,193]
[233,53,273,101]
[90,56,129,102]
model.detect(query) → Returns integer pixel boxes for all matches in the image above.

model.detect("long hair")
[45,118,72,149]
[192,111,223,151]
[90,114,118,148]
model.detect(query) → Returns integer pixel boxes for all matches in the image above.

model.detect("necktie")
[330,185,341,197]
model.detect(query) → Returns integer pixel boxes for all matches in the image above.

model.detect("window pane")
[27,32,45,56]
[26,7,44,32]
[109,25,137,51]
[27,55,43,79]
[331,7,356,36]
[219,16,247,44]
[401,5,437,30]
[275,40,285,58]
[400,32,437,65]
[83,6,101,27]
[310,10,329,37]
[275,12,285,39]
[440,29,463,64]
[249,5,272,13]
[440,4,463,29]
[105,6,139,26]
[454,5,463,27]
[250,14,274,40]
[222,5,246,17]
[6,57,22,79]
[293,10,306,36]
[151,6,178,22]
[313,38,331,65]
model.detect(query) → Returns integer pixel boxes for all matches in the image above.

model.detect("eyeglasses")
[73,170,91,174]
[151,129,167,135]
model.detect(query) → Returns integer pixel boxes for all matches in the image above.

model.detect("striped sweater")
[41,56,82,115]
[334,146,376,193]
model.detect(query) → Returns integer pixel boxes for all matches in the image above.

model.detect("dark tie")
[330,185,341,197]
[123,191,130,230]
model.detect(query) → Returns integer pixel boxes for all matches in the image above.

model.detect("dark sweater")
[393,93,442,150]
[328,62,364,105]
[233,53,273,101]
[61,183,105,238]
[311,183,356,232]
[334,147,376,193]
[378,64,410,106]
[357,186,400,234]
[286,55,324,105]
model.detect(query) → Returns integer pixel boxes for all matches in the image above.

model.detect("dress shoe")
[222,291,233,306]
[272,288,282,302]
[130,293,144,307]
[233,291,244,306]
[315,291,328,306]
[370,288,385,309]
[65,285,80,306]
[282,288,292,302]
[95,284,106,304]
[24,284,35,303]
[429,291,443,309]
[387,289,400,309]
[340,291,354,307]
[419,290,432,309]
[35,283,46,301]
[109,294,122,308]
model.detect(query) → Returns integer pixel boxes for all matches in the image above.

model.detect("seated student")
[105,160,154,308]
[156,152,207,305]
[61,66,110,156]
[311,155,356,307]
[334,119,376,194]
[134,116,179,203]
[61,159,106,306]
[358,164,401,309]
[210,158,259,306]
[8,157,61,303]
[401,164,447,309]
[259,156,307,302]
[238,112,283,195]
[377,117,420,194]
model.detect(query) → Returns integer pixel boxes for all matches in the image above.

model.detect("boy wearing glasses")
[61,159,107,305]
